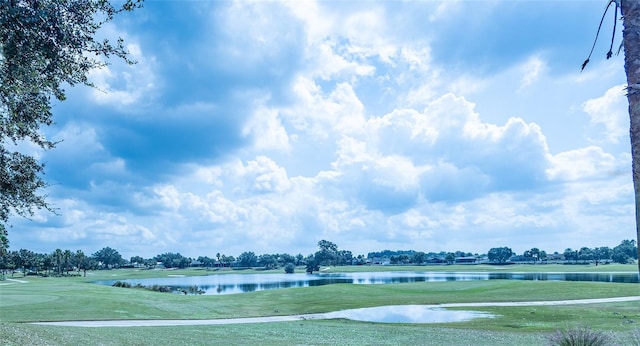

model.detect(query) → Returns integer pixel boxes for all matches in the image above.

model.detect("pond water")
[95,271,639,295]
[323,305,494,323]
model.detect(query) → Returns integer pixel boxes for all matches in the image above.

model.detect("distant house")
[426,257,447,264]
[455,256,477,264]
[547,253,565,262]
[370,257,390,265]
[154,262,166,269]
[190,260,203,267]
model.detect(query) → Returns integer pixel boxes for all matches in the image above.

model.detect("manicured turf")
[1,265,639,345]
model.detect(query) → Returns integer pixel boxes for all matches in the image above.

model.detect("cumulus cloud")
[547,146,619,181]
[583,84,627,143]
[282,78,366,140]
[9,0,635,259]
[231,156,292,195]
[370,94,549,197]
[243,105,290,152]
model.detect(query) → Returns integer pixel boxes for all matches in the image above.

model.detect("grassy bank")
[1,265,639,345]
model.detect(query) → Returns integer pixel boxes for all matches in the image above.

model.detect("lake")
[96,271,639,295]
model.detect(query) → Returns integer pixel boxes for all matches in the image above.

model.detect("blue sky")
[8,0,634,259]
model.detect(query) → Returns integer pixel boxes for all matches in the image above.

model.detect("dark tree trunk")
[622,0,640,276]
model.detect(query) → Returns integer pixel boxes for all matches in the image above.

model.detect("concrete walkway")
[32,296,640,327]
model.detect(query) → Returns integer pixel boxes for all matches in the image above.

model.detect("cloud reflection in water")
[324,305,495,323]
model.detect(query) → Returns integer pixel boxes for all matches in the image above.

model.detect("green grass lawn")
[1,265,639,345]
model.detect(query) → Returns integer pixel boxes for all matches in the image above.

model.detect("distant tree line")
[1,239,637,279]
[487,240,637,265]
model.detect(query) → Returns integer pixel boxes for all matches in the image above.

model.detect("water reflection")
[95,271,639,295]
[324,305,494,323]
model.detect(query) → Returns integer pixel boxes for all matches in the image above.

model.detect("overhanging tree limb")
[0,0,143,254]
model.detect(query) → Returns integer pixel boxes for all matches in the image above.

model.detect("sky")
[7,0,636,259]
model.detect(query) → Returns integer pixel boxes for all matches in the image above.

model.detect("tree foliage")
[154,252,190,268]
[487,247,513,263]
[258,254,277,269]
[0,224,8,257]
[410,251,426,265]
[284,262,295,274]
[92,246,123,268]
[612,239,638,264]
[305,254,319,273]
[0,0,142,246]
[315,239,338,266]
[237,251,258,267]
[196,256,214,268]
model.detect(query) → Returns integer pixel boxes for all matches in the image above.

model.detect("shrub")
[187,285,205,295]
[548,326,611,346]
[284,263,295,274]
[147,285,172,293]
[112,281,132,288]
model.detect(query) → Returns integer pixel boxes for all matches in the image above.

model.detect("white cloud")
[234,156,292,195]
[342,8,396,64]
[53,123,104,154]
[400,46,433,73]
[243,106,290,152]
[583,84,627,143]
[367,108,439,153]
[519,56,544,90]
[191,166,224,188]
[308,39,376,80]
[87,41,157,107]
[547,146,619,181]
[285,0,331,42]
[282,77,366,140]
[210,1,303,74]
[153,185,182,211]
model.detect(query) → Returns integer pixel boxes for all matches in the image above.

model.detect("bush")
[187,285,205,295]
[112,281,132,288]
[548,326,611,346]
[284,263,295,274]
[148,284,172,293]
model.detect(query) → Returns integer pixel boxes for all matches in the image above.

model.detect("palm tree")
[76,250,86,277]
[54,249,63,276]
[621,0,640,275]
[0,225,7,263]
[586,0,640,275]
[42,253,53,276]
[62,249,72,275]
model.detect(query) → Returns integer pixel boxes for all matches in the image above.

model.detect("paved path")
[32,296,640,327]
[33,314,328,327]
